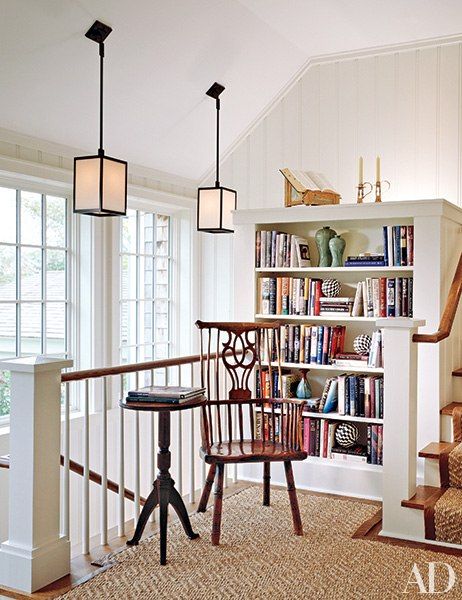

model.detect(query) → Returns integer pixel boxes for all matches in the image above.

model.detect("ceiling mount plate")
[85,20,112,44]
[206,82,225,99]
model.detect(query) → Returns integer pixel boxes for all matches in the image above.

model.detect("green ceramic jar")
[329,235,346,267]
[315,226,337,267]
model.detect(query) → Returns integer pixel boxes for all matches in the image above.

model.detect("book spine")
[358,376,365,418]
[386,278,395,317]
[402,277,408,317]
[316,326,324,363]
[338,375,345,415]
[255,231,261,268]
[323,420,329,458]
[383,226,388,266]
[294,325,300,363]
[408,277,413,317]
[269,278,277,314]
[379,277,387,317]
[276,277,282,315]
[322,327,330,365]
[315,420,321,457]
[371,425,378,465]
[309,419,316,456]
[372,278,380,317]
[265,231,271,268]
[310,327,318,363]
[395,277,402,317]
[393,226,401,266]
[367,425,372,464]
[400,225,407,266]
[288,325,294,363]
[407,225,414,266]
[303,419,310,453]
[344,261,386,267]
[378,425,384,465]
[387,225,394,267]
[314,280,322,315]
[366,278,374,317]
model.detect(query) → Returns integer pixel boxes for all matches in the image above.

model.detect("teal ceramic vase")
[329,234,346,267]
[315,226,337,267]
[296,373,312,399]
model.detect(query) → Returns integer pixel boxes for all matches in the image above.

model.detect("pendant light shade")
[197,82,237,233]
[73,21,128,216]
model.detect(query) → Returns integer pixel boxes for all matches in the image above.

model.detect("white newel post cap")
[0,355,73,372]
[376,317,426,329]
[0,355,73,593]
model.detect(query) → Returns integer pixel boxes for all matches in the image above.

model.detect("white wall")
[200,36,462,320]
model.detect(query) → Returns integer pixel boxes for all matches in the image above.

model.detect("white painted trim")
[200,33,462,185]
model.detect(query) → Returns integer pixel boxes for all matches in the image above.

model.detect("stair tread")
[0,455,10,469]
[441,402,462,416]
[401,485,446,510]
[419,442,459,459]
[452,369,462,377]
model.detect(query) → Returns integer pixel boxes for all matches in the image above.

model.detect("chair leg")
[212,463,225,546]
[284,460,303,536]
[263,462,270,506]
[198,464,217,513]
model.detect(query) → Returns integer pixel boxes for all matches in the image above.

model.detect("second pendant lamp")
[197,82,237,233]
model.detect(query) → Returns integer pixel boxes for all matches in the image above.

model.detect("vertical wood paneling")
[248,120,266,207]
[282,83,301,170]
[395,51,417,199]
[265,101,284,206]
[416,47,438,198]
[319,62,339,187]
[439,43,460,204]
[376,53,397,200]
[338,60,358,203]
[300,65,320,173]
[357,57,376,188]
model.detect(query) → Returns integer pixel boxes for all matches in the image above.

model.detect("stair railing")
[0,350,235,594]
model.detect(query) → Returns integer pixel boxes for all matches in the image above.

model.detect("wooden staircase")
[402,399,462,542]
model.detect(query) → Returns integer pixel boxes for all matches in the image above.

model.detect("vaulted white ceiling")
[1,0,461,181]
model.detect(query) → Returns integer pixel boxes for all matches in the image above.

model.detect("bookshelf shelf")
[304,455,383,472]
[255,313,378,322]
[255,266,414,274]
[262,361,384,374]
[263,406,383,424]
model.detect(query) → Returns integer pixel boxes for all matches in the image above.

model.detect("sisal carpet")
[60,487,462,599]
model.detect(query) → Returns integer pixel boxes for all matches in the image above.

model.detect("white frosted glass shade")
[74,154,127,216]
[197,186,237,233]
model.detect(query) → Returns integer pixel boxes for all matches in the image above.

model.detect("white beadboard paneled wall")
[200,37,462,321]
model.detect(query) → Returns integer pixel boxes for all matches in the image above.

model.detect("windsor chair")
[196,320,307,545]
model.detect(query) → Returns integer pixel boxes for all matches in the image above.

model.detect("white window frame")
[0,181,76,422]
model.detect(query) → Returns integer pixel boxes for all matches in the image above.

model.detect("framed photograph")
[294,236,311,267]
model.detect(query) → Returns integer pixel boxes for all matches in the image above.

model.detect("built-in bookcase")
[233,200,462,499]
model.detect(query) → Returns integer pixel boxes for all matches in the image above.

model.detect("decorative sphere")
[353,334,372,356]
[335,423,359,448]
[321,278,341,298]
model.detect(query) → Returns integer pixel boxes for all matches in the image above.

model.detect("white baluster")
[134,372,141,519]
[100,378,108,546]
[62,381,70,539]
[233,402,238,483]
[149,369,156,523]
[177,365,183,497]
[190,363,195,503]
[118,374,125,537]
[82,379,90,555]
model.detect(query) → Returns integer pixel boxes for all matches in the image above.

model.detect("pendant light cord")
[215,98,220,187]
[99,42,104,155]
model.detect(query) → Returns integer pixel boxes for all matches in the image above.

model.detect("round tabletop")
[119,395,206,412]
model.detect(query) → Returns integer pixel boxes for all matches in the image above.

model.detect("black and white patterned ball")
[321,278,340,298]
[353,334,372,356]
[335,423,359,448]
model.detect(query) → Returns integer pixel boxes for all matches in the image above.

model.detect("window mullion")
[41,194,46,355]
[16,189,21,357]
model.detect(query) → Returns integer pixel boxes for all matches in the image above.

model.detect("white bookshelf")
[233,200,462,500]
[262,361,384,374]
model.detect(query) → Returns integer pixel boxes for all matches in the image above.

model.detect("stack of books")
[345,254,386,267]
[319,297,354,316]
[351,277,413,317]
[383,225,414,266]
[255,231,311,268]
[126,386,206,404]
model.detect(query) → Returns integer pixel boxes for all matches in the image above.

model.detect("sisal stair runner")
[426,405,462,543]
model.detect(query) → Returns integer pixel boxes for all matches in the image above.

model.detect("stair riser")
[424,458,440,487]
[441,414,453,443]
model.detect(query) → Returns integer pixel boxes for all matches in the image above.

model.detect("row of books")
[258,276,322,316]
[255,230,310,268]
[302,419,383,465]
[383,225,414,266]
[351,277,413,317]
[264,324,347,365]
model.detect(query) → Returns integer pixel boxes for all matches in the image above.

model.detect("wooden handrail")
[0,454,147,506]
[61,351,219,383]
[413,252,462,343]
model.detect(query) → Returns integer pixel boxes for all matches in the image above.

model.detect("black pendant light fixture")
[197,82,237,233]
[73,21,128,216]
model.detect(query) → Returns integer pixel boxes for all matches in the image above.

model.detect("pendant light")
[73,21,128,216]
[197,82,237,233]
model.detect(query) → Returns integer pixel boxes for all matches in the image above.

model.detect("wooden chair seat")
[200,440,308,464]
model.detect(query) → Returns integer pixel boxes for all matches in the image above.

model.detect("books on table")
[126,386,206,404]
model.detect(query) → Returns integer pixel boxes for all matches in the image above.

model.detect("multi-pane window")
[0,187,70,417]
[120,210,172,369]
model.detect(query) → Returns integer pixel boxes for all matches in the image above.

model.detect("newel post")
[0,356,72,593]
[376,318,426,541]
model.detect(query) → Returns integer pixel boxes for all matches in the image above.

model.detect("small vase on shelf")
[329,235,346,267]
[315,226,337,267]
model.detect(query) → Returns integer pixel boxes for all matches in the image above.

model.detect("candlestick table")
[120,395,206,565]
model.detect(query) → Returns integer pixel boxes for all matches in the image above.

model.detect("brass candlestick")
[356,181,373,204]
[374,180,390,203]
